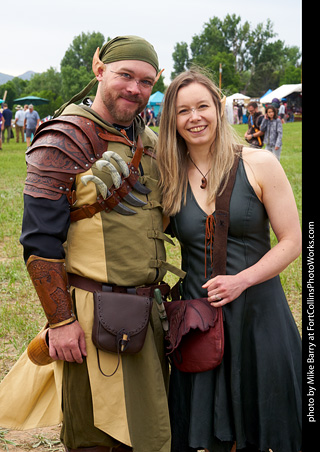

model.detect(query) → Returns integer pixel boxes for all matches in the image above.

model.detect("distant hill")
[0,71,37,84]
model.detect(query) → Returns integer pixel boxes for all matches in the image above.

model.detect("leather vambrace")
[27,255,76,328]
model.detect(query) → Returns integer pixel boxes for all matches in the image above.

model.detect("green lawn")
[0,122,302,379]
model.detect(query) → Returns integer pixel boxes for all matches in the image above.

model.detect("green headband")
[99,35,159,72]
[54,35,159,118]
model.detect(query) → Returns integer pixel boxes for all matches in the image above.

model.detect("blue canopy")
[260,89,272,100]
[146,91,164,117]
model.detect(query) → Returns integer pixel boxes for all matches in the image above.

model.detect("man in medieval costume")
[0,35,183,452]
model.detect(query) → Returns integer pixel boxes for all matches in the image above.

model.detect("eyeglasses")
[109,70,154,90]
[176,105,211,117]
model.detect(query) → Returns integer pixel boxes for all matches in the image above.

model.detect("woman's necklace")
[188,154,210,189]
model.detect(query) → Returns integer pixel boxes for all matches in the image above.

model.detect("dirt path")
[0,426,63,451]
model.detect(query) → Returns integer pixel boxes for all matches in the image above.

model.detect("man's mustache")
[120,94,143,103]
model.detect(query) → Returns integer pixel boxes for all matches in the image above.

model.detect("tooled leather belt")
[67,272,170,299]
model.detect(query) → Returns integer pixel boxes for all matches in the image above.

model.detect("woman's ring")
[214,294,222,301]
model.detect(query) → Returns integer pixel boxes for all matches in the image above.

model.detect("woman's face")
[267,108,275,120]
[175,82,218,149]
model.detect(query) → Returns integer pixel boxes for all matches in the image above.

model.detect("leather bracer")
[26,255,76,328]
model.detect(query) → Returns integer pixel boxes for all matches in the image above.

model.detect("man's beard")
[102,90,146,125]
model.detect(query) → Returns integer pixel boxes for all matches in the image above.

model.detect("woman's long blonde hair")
[157,67,241,216]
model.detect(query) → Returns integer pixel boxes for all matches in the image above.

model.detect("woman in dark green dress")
[157,69,302,452]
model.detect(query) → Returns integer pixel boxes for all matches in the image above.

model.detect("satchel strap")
[212,148,241,277]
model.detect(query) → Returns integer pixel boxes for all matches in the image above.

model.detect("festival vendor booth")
[260,84,302,121]
[146,91,164,122]
[225,93,250,124]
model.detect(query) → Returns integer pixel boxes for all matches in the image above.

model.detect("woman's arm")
[203,149,301,306]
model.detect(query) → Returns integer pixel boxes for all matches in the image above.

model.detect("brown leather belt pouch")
[92,290,153,355]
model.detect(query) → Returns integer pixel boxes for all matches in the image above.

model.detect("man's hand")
[48,320,87,363]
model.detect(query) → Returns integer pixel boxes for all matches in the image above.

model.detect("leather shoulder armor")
[24,116,110,204]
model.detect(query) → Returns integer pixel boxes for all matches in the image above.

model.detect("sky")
[1,0,301,84]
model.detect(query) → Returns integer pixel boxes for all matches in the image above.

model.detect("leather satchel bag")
[165,150,241,373]
[165,297,224,373]
[92,290,153,376]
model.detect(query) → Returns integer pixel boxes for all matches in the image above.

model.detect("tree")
[190,16,228,60]
[60,32,109,101]
[61,31,105,72]
[171,15,301,96]
[152,74,166,94]
[171,42,190,79]
[61,65,95,100]
[220,14,251,72]
[245,39,301,95]
[27,68,62,95]
[0,79,27,109]
[211,52,242,94]
[245,19,276,70]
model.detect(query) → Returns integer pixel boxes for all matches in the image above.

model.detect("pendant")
[200,177,207,189]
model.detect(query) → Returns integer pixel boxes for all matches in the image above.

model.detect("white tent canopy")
[260,84,302,104]
[226,93,251,101]
[225,93,250,123]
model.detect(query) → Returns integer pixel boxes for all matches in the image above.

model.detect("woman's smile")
[188,125,208,133]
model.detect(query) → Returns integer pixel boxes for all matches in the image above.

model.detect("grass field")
[0,121,302,450]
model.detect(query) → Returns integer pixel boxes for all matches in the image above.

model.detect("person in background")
[2,103,12,143]
[14,105,26,143]
[244,101,264,148]
[24,104,40,147]
[147,106,156,126]
[278,101,286,123]
[23,104,29,141]
[0,109,4,149]
[237,102,243,124]
[157,68,302,452]
[260,105,283,160]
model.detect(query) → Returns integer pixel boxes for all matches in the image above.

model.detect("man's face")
[247,106,255,115]
[94,60,156,126]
